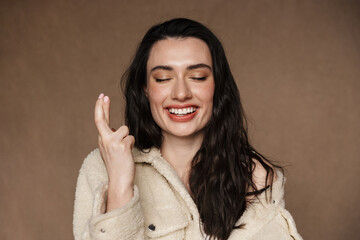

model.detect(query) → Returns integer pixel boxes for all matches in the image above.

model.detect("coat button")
[148,224,156,231]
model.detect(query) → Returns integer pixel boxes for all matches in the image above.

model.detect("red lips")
[165,104,198,122]
[165,104,198,109]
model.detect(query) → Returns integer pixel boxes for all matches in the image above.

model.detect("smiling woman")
[73,18,303,240]
[146,38,214,139]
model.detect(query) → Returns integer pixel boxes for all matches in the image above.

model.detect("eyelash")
[192,77,207,81]
[155,78,171,82]
[155,77,207,82]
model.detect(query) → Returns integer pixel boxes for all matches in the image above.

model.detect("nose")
[171,78,192,101]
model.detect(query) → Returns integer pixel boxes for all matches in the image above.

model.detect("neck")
[161,131,204,191]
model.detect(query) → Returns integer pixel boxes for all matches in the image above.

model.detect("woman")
[73,18,302,240]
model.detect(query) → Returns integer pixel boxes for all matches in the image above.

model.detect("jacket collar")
[133,147,201,222]
[132,147,286,235]
[132,147,285,202]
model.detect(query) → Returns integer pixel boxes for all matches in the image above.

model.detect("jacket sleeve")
[227,205,302,240]
[73,149,146,240]
[249,208,303,240]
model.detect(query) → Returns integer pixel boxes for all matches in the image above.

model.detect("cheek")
[202,83,215,120]
[198,82,215,105]
[147,85,167,109]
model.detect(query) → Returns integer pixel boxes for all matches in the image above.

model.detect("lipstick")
[165,104,198,122]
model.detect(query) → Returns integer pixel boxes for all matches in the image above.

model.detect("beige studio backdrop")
[0,0,359,239]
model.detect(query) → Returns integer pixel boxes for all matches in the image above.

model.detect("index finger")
[95,93,112,136]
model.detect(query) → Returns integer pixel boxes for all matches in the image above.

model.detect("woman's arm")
[73,94,147,240]
[95,94,135,211]
[73,149,146,240]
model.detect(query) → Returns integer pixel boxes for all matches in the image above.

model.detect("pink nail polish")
[98,93,104,99]
[104,96,109,103]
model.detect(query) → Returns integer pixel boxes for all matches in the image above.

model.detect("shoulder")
[248,158,285,207]
[81,149,105,170]
[78,148,108,183]
[251,158,277,191]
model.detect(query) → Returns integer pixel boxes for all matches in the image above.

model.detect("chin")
[168,130,194,137]
[168,127,205,138]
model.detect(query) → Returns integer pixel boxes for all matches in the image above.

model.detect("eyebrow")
[150,63,212,72]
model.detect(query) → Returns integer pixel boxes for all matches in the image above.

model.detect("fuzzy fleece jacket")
[73,148,303,240]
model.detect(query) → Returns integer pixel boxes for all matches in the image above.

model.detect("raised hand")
[95,93,135,211]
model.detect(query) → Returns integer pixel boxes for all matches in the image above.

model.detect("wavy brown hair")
[122,18,280,240]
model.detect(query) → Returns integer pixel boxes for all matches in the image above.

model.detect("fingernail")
[104,96,109,103]
[98,93,104,99]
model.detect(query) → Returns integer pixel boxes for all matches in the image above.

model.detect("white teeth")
[168,107,197,115]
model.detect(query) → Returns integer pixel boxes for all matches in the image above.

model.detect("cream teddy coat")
[73,148,303,240]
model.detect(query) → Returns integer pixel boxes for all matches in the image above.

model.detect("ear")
[144,86,149,98]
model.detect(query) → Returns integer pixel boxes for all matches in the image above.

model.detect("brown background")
[1,0,359,239]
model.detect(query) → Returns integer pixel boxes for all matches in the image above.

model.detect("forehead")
[147,37,212,70]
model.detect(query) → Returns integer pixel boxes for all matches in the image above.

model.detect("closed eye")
[191,77,207,81]
[155,78,172,82]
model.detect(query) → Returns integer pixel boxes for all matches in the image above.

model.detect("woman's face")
[145,37,215,139]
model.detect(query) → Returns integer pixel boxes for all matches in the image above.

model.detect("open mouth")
[167,107,197,116]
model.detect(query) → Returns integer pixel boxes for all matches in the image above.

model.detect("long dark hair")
[122,18,279,240]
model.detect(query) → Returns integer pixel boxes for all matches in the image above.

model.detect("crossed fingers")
[95,93,132,142]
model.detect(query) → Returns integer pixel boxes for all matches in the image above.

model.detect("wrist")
[108,182,133,196]
[106,183,134,212]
